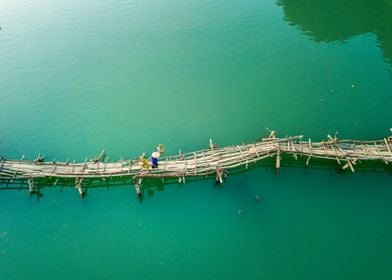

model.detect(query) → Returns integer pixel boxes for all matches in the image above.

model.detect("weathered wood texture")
[1,135,391,183]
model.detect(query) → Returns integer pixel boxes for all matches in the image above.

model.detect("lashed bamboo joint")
[1,132,391,197]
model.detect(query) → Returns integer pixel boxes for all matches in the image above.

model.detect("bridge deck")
[1,134,391,196]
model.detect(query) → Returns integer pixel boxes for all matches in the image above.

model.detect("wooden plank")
[253,144,260,159]
[374,143,387,163]
[237,145,244,157]
[321,142,327,156]
[329,144,341,165]
[384,138,392,156]
[290,140,296,152]
[337,146,346,157]
[1,135,391,187]
[193,152,197,174]
[164,157,169,173]
[201,152,207,166]
[184,153,188,174]
[52,163,57,173]
[360,145,369,158]
[299,136,303,152]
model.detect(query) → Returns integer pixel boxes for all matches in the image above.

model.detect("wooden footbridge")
[1,131,391,197]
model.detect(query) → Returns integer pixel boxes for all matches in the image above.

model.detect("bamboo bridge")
[1,132,391,197]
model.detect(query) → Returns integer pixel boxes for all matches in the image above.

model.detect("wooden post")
[209,139,214,150]
[306,156,311,166]
[134,178,142,196]
[28,177,34,193]
[216,167,223,184]
[75,177,84,197]
[35,154,44,163]
[306,138,313,166]
[178,174,186,184]
[276,149,281,169]
[93,150,106,162]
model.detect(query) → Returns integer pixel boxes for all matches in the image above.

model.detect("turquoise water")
[1,0,392,279]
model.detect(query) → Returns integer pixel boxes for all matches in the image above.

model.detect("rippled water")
[1,0,392,279]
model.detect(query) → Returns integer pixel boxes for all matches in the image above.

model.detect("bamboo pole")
[276,148,281,169]
[374,143,388,164]
[384,138,392,156]
[194,152,197,174]
[1,135,392,185]
[329,144,341,165]
[28,177,34,193]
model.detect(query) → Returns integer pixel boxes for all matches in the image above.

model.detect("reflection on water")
[277,0,392,66]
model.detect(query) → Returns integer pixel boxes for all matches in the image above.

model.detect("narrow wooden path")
[1,132,391,197]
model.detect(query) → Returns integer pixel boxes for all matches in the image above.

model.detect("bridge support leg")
[215,168,222,184]
[209,139,217,150]
[28,177,34,193]
[215,168,227,184]
[276,149,281,170]
[134,178,142,197]
[75,177,84,198]
[178,176,186,184]
[306,156,311,166]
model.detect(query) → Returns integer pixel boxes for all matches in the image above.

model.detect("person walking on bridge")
[151,144,165,169]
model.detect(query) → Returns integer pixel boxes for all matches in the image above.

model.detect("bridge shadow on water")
[276,0,392,67]
[0,155,391,201]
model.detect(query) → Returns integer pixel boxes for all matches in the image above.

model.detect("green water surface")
[0,0,391,279]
